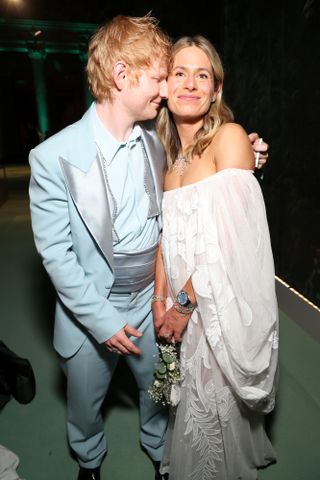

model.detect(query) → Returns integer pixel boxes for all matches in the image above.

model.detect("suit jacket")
[29,105,166,358]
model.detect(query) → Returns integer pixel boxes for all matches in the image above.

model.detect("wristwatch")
[176,290,193,308]
[174,290,197,314]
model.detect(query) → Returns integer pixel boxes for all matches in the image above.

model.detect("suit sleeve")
[29,148,126,342]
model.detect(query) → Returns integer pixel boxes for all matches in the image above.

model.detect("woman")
[152,36,278,480]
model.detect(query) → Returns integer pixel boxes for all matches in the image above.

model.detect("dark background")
[0,0,224,35]
[0,0,319,305]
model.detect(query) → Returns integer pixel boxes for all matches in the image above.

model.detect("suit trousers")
[60,282,168,469]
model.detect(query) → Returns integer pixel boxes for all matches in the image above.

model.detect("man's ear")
[113,61,128,90]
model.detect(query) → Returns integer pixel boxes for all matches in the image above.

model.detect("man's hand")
[105,324,142,355]
[248,132,269,169]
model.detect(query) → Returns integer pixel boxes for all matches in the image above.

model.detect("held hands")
[105,324,142,355]
[248,133,269,169]
[158,306,191,343]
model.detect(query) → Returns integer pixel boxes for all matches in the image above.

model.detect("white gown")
[160,169,278,480]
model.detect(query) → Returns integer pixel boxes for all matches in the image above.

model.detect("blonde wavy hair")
[156,35,234,169]
[87,14,172,102]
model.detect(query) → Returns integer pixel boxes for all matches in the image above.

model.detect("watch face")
[177,291,189,306]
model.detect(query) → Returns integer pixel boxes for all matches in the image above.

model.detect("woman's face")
[167,46,215,122]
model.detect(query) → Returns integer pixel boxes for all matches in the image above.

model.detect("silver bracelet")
[173,302,195,316]
[151,294,166,306]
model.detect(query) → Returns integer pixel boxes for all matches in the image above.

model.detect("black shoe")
[153,461,169,480]
[0,340,36,405]
[77,466,100,480]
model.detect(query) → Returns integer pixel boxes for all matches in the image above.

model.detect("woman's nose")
[184,75,196,90]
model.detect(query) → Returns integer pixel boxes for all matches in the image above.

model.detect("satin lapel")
[140,127,166,215]
[59,154,114,271]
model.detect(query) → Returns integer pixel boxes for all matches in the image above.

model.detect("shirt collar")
[92,103,142,166]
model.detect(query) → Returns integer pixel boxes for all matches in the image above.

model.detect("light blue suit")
[29,106,167,468]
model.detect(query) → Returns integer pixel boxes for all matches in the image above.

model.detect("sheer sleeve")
[191,169,278,413]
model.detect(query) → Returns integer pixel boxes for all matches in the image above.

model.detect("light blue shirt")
[91,104,160,252]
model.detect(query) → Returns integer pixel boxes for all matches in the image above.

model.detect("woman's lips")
[177,95,200,101]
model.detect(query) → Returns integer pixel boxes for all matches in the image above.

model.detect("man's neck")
[96,99,134,143]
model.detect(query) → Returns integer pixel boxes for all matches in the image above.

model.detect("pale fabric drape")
[160,169,278,480]
[0,445,23,480]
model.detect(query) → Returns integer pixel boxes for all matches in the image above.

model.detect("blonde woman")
[153,36,278,480]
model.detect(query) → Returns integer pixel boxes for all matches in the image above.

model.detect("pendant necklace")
[172,154,190,176]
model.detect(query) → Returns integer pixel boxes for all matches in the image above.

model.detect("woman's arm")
[153,237,197,343]
[157,276,197,343]
[152,241,169,335]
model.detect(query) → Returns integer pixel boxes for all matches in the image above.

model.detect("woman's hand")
[158,306,191,343]
[152,301,167,336]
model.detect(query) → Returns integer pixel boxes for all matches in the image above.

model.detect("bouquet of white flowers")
[148,342,183,406]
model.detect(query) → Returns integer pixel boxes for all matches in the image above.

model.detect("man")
[29,14,268,480]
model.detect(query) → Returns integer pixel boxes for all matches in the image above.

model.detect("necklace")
[172,154,190,176]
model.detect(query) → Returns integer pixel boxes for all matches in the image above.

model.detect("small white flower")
[167,362,176,371]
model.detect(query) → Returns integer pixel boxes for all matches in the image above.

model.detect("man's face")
[124,58,168,122]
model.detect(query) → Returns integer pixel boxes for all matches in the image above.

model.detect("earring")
[211,96,216,103]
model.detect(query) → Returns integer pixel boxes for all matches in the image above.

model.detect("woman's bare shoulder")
[214,122,254,171]
[215,122,250,142]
